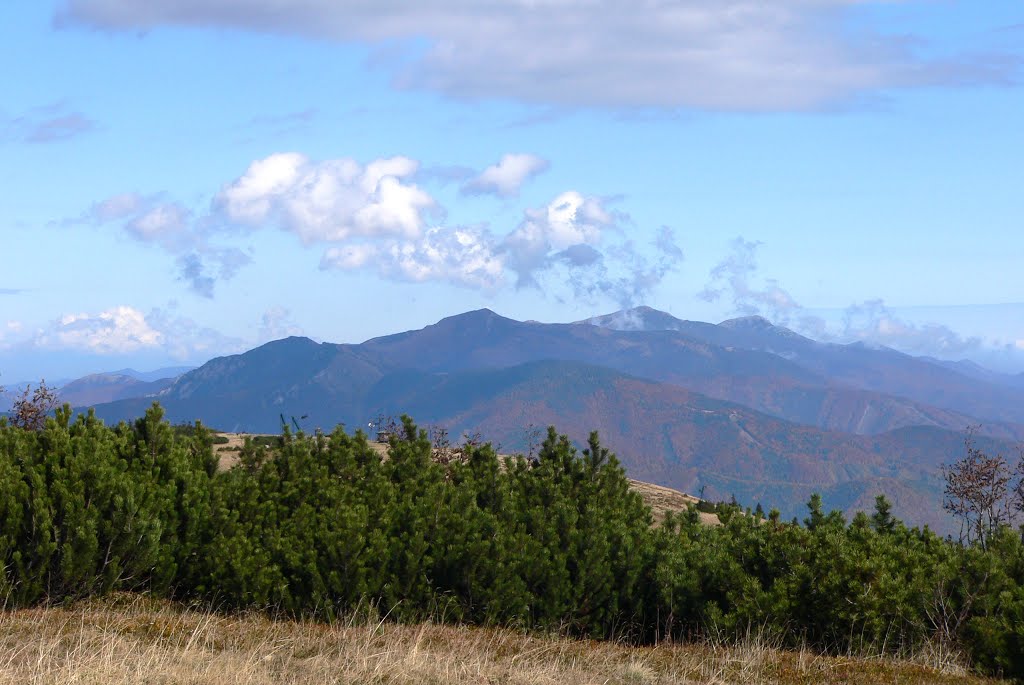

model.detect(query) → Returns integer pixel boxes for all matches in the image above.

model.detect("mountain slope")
[370,359,999,530]
[583,306,1024,431]
[86,308,1024,531]
[92,354,1005,531]
[58,373,177,407]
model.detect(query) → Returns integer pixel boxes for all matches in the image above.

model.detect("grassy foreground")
[0,595,1002,685]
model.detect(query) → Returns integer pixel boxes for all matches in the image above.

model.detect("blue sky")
[2,1,1023,381]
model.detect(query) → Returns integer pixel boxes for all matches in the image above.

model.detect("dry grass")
[0,595,1001,685]
[629,479,720,526]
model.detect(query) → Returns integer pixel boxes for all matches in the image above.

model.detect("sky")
[2,1,1023,382]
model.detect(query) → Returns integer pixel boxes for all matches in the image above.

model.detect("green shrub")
[2,405,1023,679]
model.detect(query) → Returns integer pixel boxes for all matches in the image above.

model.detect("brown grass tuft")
[0,594,1004,684]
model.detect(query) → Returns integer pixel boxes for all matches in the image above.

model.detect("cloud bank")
[34,306,163,355]
[24,305,246,363]
[85,151,682,306]
[58,0,1016,111]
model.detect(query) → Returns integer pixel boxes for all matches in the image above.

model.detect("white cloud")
[125,202,190,246]
[321,225,505,291]
[314,188,679,300]
[0,321,23,350]
[462,153,549,198]
[384,226,506,289]
[35,306,163,354]
[84,151,680,305]
[219,154,622,293]
[502,191,614,287]
[128,306,248,361]
[216,152,434,242]
[57,0,1014,111]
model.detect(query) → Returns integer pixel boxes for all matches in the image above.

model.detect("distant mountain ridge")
[108,366,196,383]
[0,366,196,412]
[56,373,179,408]
[87,307,1024,531]
[582,306,1024,432]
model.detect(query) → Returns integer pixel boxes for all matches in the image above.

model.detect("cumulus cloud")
[322,225,506,290]
[215,151,512,290]
[34,306,162,354]
[215,153,435,242]
[461,153,549,198]
[124,202,191,251]
[57,1,1017,111]
[502,191,614,287]
[2,305,256,374]
[215,152,670,298]
[0,321,24,350]
[312,183,679,301]
[82,150,682,306]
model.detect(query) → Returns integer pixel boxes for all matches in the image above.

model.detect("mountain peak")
[440,308,501,323]
[365,309,519,349]
[430,308,522,330]
[718,315,775,329]
[578,306,683,332]
[717,316,812,345]
[255,335,322,353]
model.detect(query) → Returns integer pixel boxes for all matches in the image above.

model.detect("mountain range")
[68,308,1024,532]
[0,367,192,412]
